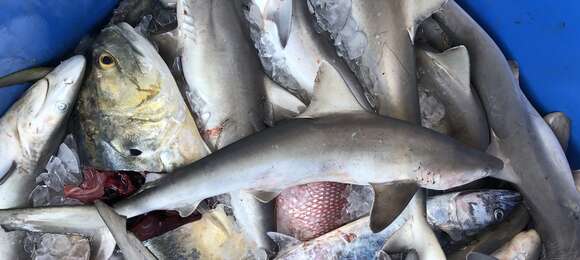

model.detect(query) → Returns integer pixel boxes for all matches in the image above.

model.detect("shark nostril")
[129,149,142,156]
[493,208,504,221]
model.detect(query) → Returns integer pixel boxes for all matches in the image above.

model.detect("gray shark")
[113,61,503,234]
[0,56,85,259]
[429,2,580,258]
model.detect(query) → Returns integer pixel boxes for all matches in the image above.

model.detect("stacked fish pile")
[0,0,578,259]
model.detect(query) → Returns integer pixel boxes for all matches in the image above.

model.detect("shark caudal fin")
[298,61,366,118]
[543,112,571,151]
[94,201,157,260]
[403,0,448,40]
[369,182,418,233]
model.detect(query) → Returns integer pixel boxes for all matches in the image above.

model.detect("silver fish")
[491,229,541,260]
[113,61,503,234]
[431,2,580,258]
[74,22,208,173]
[308,0,447,122]
[417,45,489,150]
[426,190,521,241]
[0,56,85,259]
[242,0,371,110]
[447,205,530,260]
[176,0,275,255]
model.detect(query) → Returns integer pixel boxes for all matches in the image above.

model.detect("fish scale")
[276,182,351,241]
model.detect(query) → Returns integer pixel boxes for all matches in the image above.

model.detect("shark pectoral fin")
[265,0,293,48]
[0,159,16,185]
[544,112,571,151]
[467,252,499,260]
[424,45,470,90]
[369,182,418,233]
[249,190,281,203]
[299,61,366,118]
[267,232,301,253]
[403,0,448,40]
[90,228,116,260]
[94,201,157,260]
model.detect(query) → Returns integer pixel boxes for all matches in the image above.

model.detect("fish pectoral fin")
[265,0,293,48]
[299,61,366,118]
[403,0,448,40]
[90,228,117,260]
[267,232,301,253]
[544,112,571,151]
[467,252,499,260]
[249,190,281,203]
[369,182,418,233]
[95,201,157,260]
[0,67,52,88]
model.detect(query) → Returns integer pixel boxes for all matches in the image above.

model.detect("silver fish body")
[0,56,85,259]
[178,0,266,150]
[308,0,447,121]
[431,2,580,258]
[426,190,521,241]
[75,22,208,173]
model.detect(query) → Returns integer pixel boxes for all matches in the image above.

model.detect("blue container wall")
[456,0,580,168]
[0,1,579,168]
[0,0,117,114]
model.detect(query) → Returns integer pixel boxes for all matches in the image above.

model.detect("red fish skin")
[276,182,352,241]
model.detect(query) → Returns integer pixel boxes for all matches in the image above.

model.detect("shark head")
[14,55,85,166]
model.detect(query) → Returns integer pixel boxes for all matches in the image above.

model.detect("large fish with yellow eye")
[74,22,209,173]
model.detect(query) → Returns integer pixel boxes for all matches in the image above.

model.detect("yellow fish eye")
[98,52,116,69]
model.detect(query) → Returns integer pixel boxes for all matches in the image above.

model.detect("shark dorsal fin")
[299,61,365,118]
[425,45,470,90]
[404,0,448,40]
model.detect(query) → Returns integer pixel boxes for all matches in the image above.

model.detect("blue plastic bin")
[0,1,579,168]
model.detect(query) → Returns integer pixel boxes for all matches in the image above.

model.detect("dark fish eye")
[98,52,116,69]
[129,149,142,156]
[493,208,504,221]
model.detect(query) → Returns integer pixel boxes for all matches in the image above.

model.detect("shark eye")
[493,208,504,221]
[98,52,116,69]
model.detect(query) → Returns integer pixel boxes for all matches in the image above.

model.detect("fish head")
[89,23,163,111]
[15,56,85,161]
[454,190,521,236]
